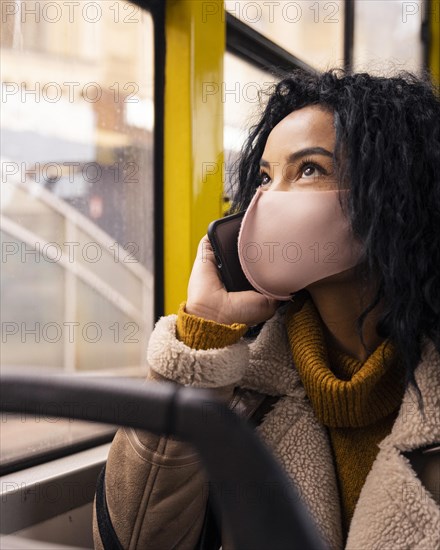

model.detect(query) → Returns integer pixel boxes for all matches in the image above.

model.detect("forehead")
[263,105,335,156]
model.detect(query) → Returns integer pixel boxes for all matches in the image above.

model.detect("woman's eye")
[301,163,321,178]
[259,172,271,186]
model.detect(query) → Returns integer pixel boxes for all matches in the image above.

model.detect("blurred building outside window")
[1,0,154,468]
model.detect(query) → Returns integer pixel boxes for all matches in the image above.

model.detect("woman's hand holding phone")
[185,235,279,327]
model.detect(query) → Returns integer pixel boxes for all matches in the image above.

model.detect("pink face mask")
[237,186,365,300]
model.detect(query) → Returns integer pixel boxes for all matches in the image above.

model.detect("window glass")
[1,0,154,469]
[223,53,279,202]
[353,0,423,74]
[225,1,344,71]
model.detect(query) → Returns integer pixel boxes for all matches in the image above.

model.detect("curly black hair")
[230,68,440,403]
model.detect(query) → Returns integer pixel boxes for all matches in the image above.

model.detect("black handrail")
[1,372,327,550]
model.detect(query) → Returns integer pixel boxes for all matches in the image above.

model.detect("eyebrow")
[259,147,334,167]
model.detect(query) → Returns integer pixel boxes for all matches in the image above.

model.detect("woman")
[93,69,440,549]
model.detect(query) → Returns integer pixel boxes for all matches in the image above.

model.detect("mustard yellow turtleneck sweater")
[175,298,405,538]
[283,295,405,535]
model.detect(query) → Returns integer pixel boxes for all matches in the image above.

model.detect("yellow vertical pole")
[164,0,225,315]
[429,0,440,86]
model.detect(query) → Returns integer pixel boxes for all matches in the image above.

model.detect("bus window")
[223,52,278,207]
[1,0,154,471]
[354,0,424,73]
[225,0,344,71]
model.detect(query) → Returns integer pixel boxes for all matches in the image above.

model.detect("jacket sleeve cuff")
[147,313,249,388]
[176,301,248,350]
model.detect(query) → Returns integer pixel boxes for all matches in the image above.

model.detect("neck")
[305,277,384,362]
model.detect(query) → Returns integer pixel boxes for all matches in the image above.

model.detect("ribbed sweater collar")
[284,294,405,428]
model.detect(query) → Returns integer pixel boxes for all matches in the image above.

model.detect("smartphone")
[207,211,257,293]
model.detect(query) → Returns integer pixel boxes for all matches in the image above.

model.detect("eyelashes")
[297,158,328,177]
[258,157,329,186]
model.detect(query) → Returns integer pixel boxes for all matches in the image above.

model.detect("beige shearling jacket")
[93,304,440,550]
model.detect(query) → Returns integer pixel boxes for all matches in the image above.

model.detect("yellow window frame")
[164,0,225,314]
